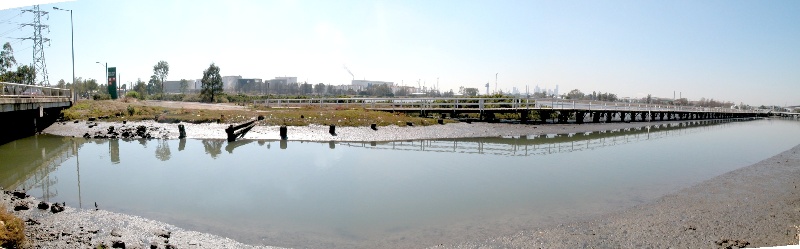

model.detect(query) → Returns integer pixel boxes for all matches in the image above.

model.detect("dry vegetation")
[61,100,453,127]
[0,206,24,248]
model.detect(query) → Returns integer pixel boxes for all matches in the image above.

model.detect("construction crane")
[342,64,354,81]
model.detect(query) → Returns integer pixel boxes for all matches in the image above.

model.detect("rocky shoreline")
[2,190,280,249]
[15,118,796,248]
[43,119,708,142]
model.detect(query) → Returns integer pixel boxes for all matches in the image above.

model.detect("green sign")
[107,67,118,99]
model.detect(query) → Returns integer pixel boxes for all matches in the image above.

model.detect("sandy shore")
[9,119,795,248]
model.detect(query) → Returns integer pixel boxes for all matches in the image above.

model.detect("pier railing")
[254,97,760,113]
[1,81,72,98]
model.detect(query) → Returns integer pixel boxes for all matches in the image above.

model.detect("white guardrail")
[254,97,762,113]
[1,81,72,98]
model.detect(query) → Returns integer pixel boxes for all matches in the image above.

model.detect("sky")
[1,0,798,106]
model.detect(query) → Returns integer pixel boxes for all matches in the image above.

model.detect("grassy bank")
[60,99,453,127]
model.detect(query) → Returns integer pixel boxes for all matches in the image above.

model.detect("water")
[1,119,799,248]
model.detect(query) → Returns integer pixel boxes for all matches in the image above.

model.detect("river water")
[1,119,799,248]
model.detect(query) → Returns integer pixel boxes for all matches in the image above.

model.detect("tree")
[0,42,16,75]
[646,94,652,104]
[201,63,222,102]
[148,75,159,95]
[301,82,313,95]
[314,83,326,95]
[134,78,148,97]
[5,65,36,85]
[179,79,189,94]
[153,60,169,95]
[464,88,479,97]
[57,79,66,88]
[85,79,99,93]
[566,89,584,100]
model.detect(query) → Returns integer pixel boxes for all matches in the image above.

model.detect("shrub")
[0,206,25,248]
[182,94,202,102]
[125,91,141,100]
[92,93,112,100]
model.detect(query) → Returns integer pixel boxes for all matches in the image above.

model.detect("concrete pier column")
[538,110,552,123]
[557,111,570,124]
[592,112,601,123]
[576,111,585,124]
[520,110,530,124]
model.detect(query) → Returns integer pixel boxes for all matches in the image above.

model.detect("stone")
[112,240,125,248]
[111,228,122,237]
[50,203,65,214]
[11,191,27,199]
[37,201,49,210]
[156,230,171,239]
[14,201,29,211]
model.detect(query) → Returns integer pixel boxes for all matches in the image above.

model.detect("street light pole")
[53,7,75,102]
[96,61,107,88]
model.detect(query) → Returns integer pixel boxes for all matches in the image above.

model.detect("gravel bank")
[43,119,699,142]
[2,191,283,249]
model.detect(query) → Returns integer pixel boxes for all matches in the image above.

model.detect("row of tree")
[562,88,742,108]
[0,42,36,84]
[563,89,619,102]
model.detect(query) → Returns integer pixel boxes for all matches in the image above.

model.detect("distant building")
[352,80,393,88]
[267,77,297,85]
[235,78,263,93]
[222,76,242,92]
[163,80,197,94]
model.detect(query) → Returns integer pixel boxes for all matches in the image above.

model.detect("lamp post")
[96,61,107,89]
[52,7,75,102]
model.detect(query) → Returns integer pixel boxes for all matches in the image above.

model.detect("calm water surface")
[1,119,799,248]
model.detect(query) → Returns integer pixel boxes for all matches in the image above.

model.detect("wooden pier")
[254,97,768,124]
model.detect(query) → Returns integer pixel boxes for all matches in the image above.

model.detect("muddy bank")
[440,144,800,249]
[2,190,282,249]
[44,119,709,142]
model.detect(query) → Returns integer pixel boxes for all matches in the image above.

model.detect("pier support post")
[520,110,530,124]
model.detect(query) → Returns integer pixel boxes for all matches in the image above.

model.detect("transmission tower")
[21,5,50,86]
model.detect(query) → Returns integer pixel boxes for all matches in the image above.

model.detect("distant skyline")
[1,0,798,106]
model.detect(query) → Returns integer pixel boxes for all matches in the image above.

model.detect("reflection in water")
[110,139,120,164]
[155,140,171,161]
[338,120,732,157]
[225,140,254,154]
[202,139,224,158]
[178,139,186,151]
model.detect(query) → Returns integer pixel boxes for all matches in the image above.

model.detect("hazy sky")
[1,0,798,105]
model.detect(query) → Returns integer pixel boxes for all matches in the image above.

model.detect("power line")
[0,10,23,23]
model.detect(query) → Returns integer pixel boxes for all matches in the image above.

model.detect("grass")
[0,206,25,248]
[60,99,455,127]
